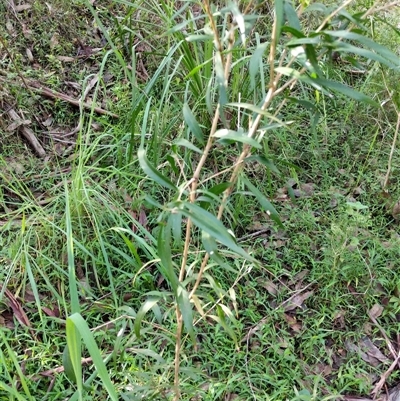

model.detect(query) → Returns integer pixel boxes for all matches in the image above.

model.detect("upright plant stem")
[173,2,243,397]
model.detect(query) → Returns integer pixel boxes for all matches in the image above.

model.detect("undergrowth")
[1,1,400,401]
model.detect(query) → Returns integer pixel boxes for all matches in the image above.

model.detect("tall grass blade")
[67,313,119,401]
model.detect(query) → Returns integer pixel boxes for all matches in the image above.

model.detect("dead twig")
[29,357,94,381]
[27,80,119,118]
[372,351,400,399]
[4,104,46,157]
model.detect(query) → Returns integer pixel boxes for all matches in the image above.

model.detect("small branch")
[5,105,46,157]
[27,80,119,118]
[383,112,400,190]
[372,351,400,399]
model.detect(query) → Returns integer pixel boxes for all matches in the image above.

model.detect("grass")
[1,0,400,400]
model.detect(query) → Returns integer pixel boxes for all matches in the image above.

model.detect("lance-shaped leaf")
[175,201,253,261]
[183,103,204,144]
[242,176,283,228]
[138,148,177,190]
[66,313,118,401]
[214,128,262,149]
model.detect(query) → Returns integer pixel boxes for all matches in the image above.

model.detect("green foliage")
[1,1,400,400]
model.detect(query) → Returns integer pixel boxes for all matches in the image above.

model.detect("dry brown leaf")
[15,4,32,12]
[42,306,60,318]
[57,56,76,62]
[283,290,314,312]
[283,313,302,333]
[260,279,278,296]
[1,287,31,329]
[289,269,309,288]
[392,200,400,220]
[26,48,34,62]
[49,33,59,49]
[83,74,100,101]
[333,310,346,329]
[139,208,148,229]
[345,338,389,367]
[42,116,53,127]
[369,304,384,320]
[6,119,31,132]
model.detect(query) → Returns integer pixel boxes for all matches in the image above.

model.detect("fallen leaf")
[392,200,400,220]
[333,310,346,329]
[26,48,34,62]
[289,270,309,288]
[42,116,53,127]
[259,279,278,296]
[139,208,148,229]
[345,337,390,367]
[50,33,59,49]
[15,4,32,12]
[283,290,314,312]
[57,56,76,62]
[283,313,302,333]
[385,386,400,401]
[360,337,389,364]
[369,304,384,320]
[301,182,315,196]
[6,119,31,131]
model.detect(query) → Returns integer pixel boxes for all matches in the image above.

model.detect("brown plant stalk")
[173,3,233,399]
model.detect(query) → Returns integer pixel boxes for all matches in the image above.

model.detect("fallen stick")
[5,106,46,157]
[27,80,119,118]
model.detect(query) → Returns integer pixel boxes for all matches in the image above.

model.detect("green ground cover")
[1,1,400,400]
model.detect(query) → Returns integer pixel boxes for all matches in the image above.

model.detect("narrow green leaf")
[242,176,283,228]
[245,155,281,176]
[185,34,214,42]
[214,128,262,149]
[157,224,179,292]
[287,97,317,112]
[284,0,302,31]
[230,2,246,44]
[208,182,233,195]
[62,345,77,383]
[115,231,142,266]
[287,37,322,46]
[305,44,323,76]
[174,138,203,154]
[326,30,400,67]
[202,231,237,274]
[312,77,378,105]
[215,51,228,106]
[249,42,268,90]
[304,3,328,14]
[177,286,196,344]
[183,103,204,144]
[169,212,183,245]
[332,42,400,70]
[0,380,29,401]
[281,26,305,38]
[166,154,179,176]
[274,0,284,43]
[0,331,34,400]
[134,297,160,339]
[275,67,378,106]
[209,305,238,349]
[64,183,80,315]
[66,318,83,396]
[67,313,119,401]
[227,102,283,121]
[175,201,253,261]
[138,148,177,190]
